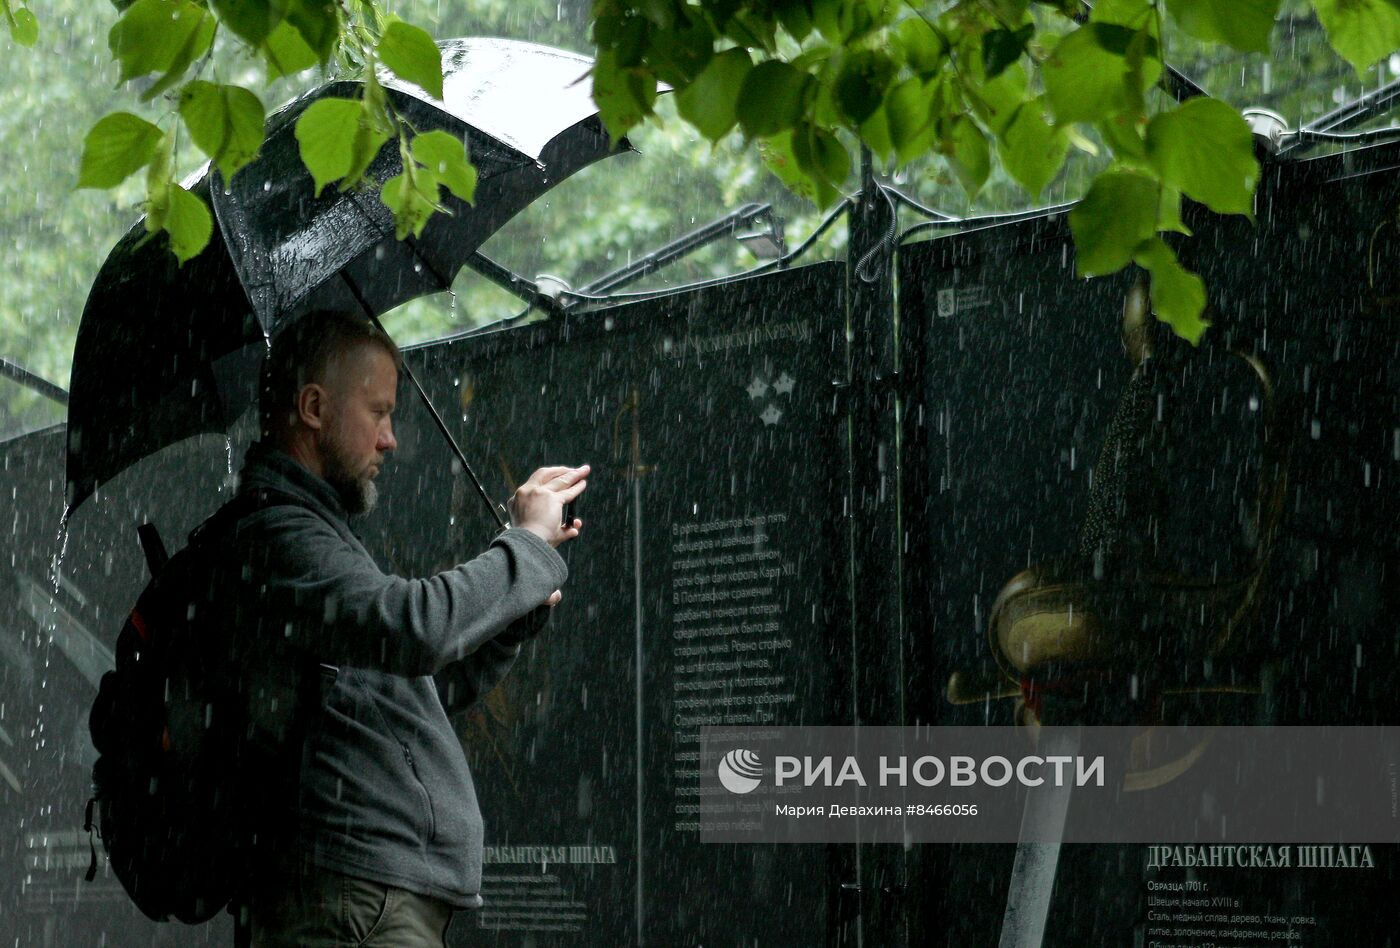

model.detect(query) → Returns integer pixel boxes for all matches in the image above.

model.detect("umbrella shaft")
[395,342,508,533]
[341,273,506,532]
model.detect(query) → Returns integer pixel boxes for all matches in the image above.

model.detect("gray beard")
[323,446,378,515]
[345,477,378,515]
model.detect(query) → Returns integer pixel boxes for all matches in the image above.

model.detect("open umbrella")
[66,38,620,513]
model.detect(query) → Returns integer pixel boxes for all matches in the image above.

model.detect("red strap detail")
[130,608,149,643]
[1020,678,1044,719]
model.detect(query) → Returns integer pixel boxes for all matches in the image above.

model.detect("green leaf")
[760,130,841,208]
[725,9,776,51]
[78,112,164,188]
[108,0,215,83]
[1001,99,1069,198]
[737,60,811,137]
[982,23,1033,80]
[9,6,37,46]
[1146,97,1258,216]
[381,167,440,239]
[948,118,990,200]
[676,48,752,140]
[896,16,946,76]
[143,11,217,100]
[180,82,266,181]
[378,20,443,99]
[791,123,850,187]
[165,185,214,264]
[885,78,935,158]
[973,62,1028,137]
[816,2,872,43]
[411,130,476,204]
[1043,24,1146,123]
[1158,184,1191,236]
[143,131,176,235]
[1164,0,1278,53]
[285,0,338,63]
[1135,237,1209,344]
[647,8,714,84]
[144,179,171,235]
[1090,0,1154,26]
[833,50,896,124]
[1313,0,1400,72]
[592,50,658,141]
[638,0,676,29]
[592,11,621,45]
[858,103,896,161]
[1097,114,1148,162]
[295,97,365,195]
[210,0,287,47]
[774,0,814,40]
[263,20,320,78]
[612,14,648,67]
[1068,170,1159,276]
[343,120,391,187]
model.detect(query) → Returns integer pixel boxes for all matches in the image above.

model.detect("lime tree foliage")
[70,0,476,261]
[0,0,792,432]
[587,0,1400,342]
[6,0,1400,350]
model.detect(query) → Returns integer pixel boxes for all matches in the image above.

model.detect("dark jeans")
[249,864,455,947]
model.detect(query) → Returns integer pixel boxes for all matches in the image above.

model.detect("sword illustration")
[996,725,1081,948]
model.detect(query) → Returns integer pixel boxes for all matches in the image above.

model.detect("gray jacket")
[228,442,566,906]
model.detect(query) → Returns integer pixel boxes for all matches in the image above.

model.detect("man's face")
[317,342,398,514]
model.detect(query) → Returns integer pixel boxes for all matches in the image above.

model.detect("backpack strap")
[136,523,168,577]
[190,486,304,547]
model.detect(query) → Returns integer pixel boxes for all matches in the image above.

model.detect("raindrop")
[49,506,72,597]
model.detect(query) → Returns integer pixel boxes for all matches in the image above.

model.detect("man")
[228,310,587,946]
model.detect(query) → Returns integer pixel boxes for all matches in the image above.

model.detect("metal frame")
[0,358,68,406]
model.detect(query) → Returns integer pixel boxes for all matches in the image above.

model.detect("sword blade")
[997,726,1082,948]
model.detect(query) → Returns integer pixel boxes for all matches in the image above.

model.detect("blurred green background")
[1,0,1394,438]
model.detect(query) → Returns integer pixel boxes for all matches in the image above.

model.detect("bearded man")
[229,310,587,946]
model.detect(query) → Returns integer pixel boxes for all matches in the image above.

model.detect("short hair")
[259,310,402,437]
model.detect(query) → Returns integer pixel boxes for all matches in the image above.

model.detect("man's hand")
[508,465,589,548]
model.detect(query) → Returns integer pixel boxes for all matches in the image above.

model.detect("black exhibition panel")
[356,261,853,946]
[897,142,1399,945]
[3,143,1399,946]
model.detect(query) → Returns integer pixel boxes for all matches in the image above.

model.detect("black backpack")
[85,487,331,940]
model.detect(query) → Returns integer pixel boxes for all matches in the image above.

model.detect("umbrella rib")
[340,271,509,533]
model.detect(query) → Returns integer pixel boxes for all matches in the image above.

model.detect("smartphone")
[562,501,575,529]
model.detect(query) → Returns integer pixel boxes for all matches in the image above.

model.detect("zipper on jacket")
[401,742,436,840]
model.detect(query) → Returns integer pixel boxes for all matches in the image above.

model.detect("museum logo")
[718,748,764,794]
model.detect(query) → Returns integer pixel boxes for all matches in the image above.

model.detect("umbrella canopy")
[66,38,619,509]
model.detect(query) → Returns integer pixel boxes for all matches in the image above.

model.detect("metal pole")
[0,358,69,405]
[847,146,905,946]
